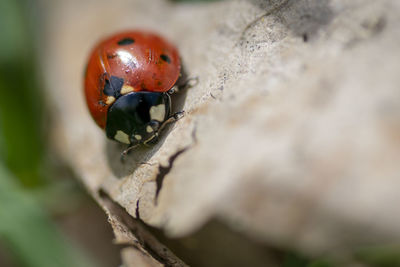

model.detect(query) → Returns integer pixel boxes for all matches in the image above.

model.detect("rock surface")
[40,0,400,264]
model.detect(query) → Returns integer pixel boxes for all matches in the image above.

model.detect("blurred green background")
[0,1,119,266]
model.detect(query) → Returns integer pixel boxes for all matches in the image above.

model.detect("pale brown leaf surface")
[40,0,400,264]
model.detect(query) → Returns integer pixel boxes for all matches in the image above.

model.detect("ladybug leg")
[167,77,199,95]
[142,111,184,147]
[143,135,157,146]
[120,143,139,162]
[157,110,185,133]
[167,85,179,95]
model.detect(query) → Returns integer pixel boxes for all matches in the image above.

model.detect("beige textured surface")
[41,0,400,261]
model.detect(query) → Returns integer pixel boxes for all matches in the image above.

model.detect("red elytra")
[84,31,181,129]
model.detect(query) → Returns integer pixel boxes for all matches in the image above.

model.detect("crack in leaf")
[98,189,188,267]
[135,198,141,220]
[155,148,189,201]
[155,124,198,202]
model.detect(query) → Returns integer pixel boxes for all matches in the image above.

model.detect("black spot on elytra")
[160,54,171,64]
[117,38,135,46]
[103,75,124,98]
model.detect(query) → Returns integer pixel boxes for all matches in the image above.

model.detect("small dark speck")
[107,53,117,59]
[117,38,135,46]
[141,82,148,91]
[362,16,386,35]
[160,54,171,63]
[303,33,308,42]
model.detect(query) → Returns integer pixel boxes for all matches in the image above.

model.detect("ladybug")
[84,31,193,155]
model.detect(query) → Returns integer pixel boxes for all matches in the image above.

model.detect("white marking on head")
[134,135,142,140]
[149,104,166,122]
[146,125,154,133]
[106,96,116,105]
[121,85,134,95]
[114,130,130,144]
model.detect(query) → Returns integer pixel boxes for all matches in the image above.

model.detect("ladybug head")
[105,91,171,145]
